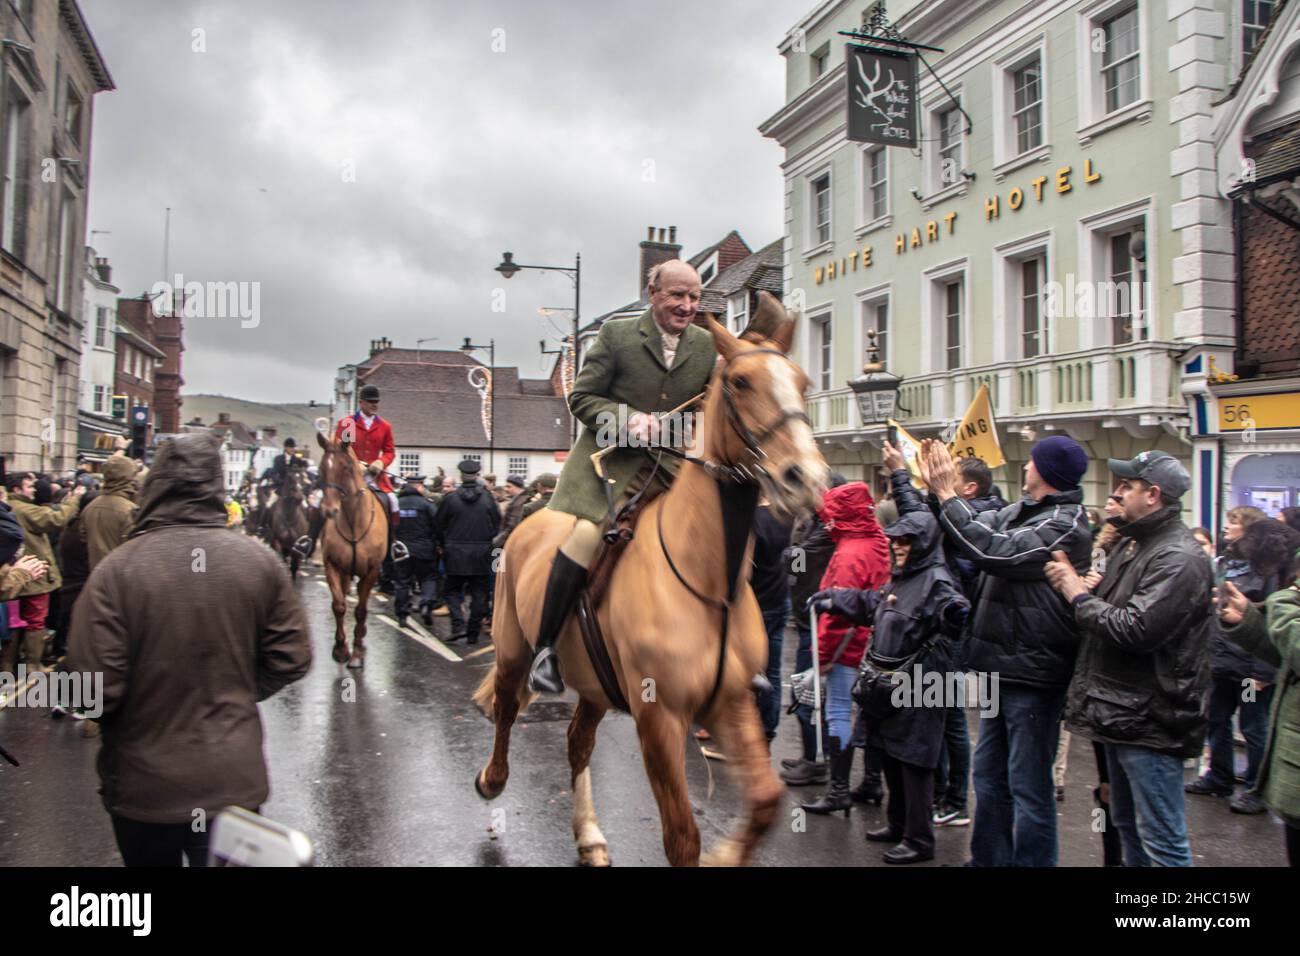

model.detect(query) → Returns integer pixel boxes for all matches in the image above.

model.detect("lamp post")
[460,336,495,473]
[415,336,438,364]
[494,251,581,440]
[848,328,904,439]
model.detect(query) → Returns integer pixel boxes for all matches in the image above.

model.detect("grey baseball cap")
[1107,451,1191,499]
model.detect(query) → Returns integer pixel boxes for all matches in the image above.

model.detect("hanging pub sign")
[846,44,918,147]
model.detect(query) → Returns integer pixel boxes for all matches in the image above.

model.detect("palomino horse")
[474,298,827,866]
[268,465,310,580]
[315,428,388,668]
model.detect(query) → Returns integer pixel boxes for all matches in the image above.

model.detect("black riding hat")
[359,384,380,402]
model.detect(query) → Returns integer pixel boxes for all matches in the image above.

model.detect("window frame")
[727,291,749,335]
[808,168,833,250]
[855,283,892,374]
[992,37,1051,176]
[1076,199,1155,350]
[857,144,890,232]
[1076,0,1152,140]
[1,85,29,257]
[508,455,529,481]
[920,259,970,374]
[922,86,967,200]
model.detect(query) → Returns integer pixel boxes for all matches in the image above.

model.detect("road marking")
[377,614,461,662]
[463,645,495,659]
[0,672,39,710]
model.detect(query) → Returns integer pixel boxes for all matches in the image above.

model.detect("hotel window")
[1243,1,1275,53]
[727,292,748,335]
[1,92,28,256]
[810,172,831,246]
[1012,58,1043,154]
[1108,231,1146,345]
[463,453,482,464]
[508,456,529,480]
[812,315,833,391]
[1020,257,1046,359]
[934,104,964,189]
[862,296,889,367]
[1101,6,1140,114]
[863,147,888,222]
[944,281,963,371]
[398,452,420,476]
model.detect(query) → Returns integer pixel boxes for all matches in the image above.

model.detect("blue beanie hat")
[1030,436,1089,491]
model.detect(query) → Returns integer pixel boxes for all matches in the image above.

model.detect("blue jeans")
[970,684,1065,867]
[825,664,857,745]
[934,705,972,809]
[793,618,817,758]
[758,599,790,740]
[1106,743,1193,867]
[1206,675,1273,789]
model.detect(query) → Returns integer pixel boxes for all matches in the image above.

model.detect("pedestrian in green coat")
[1219,577,1300,863]
[547,306,716,523]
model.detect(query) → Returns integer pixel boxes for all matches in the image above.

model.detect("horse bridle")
[319,448,378,578]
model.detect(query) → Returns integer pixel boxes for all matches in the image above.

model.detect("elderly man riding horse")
[530,259,717,693]
[333,383,409,563]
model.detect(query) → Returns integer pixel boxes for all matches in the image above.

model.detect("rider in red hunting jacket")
[333,383,407,561]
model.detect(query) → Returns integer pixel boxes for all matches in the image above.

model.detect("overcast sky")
[81,0,806,404]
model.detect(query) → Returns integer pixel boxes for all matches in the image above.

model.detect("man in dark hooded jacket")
[81,455,140,571]
[394,476,439,627]
[433,459,499,644]
[68,432,311,867]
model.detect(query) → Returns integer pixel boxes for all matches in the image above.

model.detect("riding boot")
[527,550,587,694]
[0,636,16,675]
[800,736,853,816]
[851,748,885,805]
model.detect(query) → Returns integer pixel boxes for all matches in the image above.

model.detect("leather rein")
[321,452,378,580]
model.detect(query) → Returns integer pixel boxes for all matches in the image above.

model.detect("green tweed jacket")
[548,309,717,523]
[1221,585,1300,823]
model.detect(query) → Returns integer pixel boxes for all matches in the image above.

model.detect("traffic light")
[129,405,149,459]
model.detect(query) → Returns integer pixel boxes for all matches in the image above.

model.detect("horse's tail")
[472,663,536,721]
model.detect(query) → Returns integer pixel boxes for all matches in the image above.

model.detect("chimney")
[94,256,112,284]
[639,224,682,298]
[369,337,391,357]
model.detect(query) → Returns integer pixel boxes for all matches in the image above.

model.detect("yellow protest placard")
[888,419,926,486]
[948,384,1006,469]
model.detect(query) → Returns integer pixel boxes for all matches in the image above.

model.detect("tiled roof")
[1241,120,1300,190]
[700,239,783,313]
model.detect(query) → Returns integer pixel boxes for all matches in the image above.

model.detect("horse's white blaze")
[572,767,607,850]
[768,356,822,473]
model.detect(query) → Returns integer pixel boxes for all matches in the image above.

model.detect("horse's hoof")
[578,844,610,867]
[331,644,349,664]
[475,770,503,801]
[347,652,364,669]
[699,838,743,867]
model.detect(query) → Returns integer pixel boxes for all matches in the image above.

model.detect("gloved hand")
[806,588,850,615]
[366,461,383,477]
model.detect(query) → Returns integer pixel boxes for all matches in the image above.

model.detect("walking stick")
[810,605,823,764]
[0,740,18,767]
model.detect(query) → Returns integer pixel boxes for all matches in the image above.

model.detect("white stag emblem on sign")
[854,55,909,135]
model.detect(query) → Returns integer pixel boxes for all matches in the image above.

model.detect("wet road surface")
[0,561,1289,867]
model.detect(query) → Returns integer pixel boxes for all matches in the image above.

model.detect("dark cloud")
[82,0,804,401]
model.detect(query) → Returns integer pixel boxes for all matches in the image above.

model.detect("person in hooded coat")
[433,459,500,644]
[68,432,312,867]
[81,455,140,572]
[798,481,891,817]
[810,509,970,863]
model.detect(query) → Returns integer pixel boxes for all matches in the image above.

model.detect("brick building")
[0,0,113,473]
[113,295,164,434]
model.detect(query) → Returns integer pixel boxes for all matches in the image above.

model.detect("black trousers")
[444,575,490,639]
[394,557,438,617]
[112,815,211,868]
[1288,821,1299,868]
[881,752,935,854]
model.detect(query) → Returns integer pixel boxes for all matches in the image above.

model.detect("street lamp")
[494,250,581,440]
[460,336,495,473]
[848,328,904,431]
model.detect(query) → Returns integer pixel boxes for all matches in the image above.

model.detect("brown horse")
[315,429,387,668]
[268,465,310,580]
[474,301,827,866]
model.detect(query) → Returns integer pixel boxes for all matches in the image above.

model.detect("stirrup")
[292,535,313,557]
[528,646,565,694]
[390,540,410,562]
[751,673,773,695]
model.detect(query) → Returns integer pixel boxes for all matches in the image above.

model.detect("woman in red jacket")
[801,481,892,816]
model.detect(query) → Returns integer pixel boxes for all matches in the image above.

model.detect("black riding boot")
[800,737,853,816]
[851,747,885,805]
[527,550,587,694]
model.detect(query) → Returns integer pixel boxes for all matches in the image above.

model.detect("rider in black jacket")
[432,460,500,644]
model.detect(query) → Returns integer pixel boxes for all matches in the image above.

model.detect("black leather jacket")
[939,488,1093,688]
[1065,504,1214,758]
